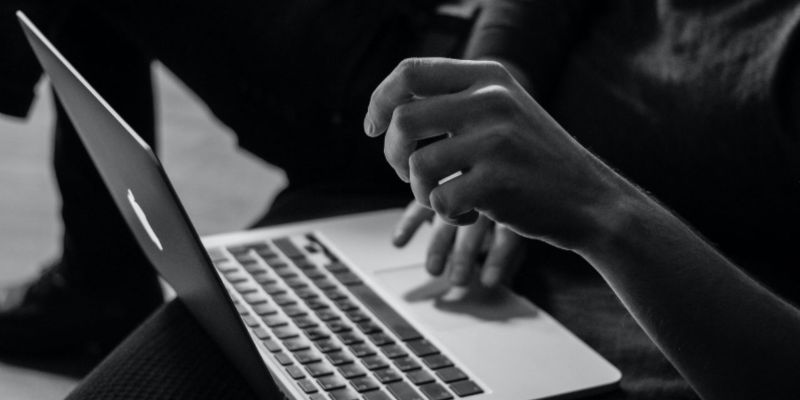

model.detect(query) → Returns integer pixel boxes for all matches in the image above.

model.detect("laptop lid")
[16,11,278,398]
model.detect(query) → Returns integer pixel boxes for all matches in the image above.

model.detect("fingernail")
[392,228,405,246]
[364,118,375,136]
[426,255,443,275]
[483,267,501,287]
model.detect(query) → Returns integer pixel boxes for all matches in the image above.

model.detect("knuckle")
[391,104,414,134]
[476,84,515,114]
[407,150,428,177]
[481,60,513,83]
[396,57,424,84]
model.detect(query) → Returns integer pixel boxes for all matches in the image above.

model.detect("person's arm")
[364,57,800,399]
[578,178,800,399]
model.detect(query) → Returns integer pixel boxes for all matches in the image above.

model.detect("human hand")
[364,58,624,250]
[393,201,525,288]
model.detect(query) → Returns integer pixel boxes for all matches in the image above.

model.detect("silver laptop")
[18,11,620,400]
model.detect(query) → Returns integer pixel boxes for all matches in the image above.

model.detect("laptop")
[17,11,621,400]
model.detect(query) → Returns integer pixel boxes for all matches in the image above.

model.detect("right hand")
[393,201,525,288]
[364,58,625,251]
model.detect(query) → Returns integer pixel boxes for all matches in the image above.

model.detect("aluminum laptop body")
[18,12,621,400]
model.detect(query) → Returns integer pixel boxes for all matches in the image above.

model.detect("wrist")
[571,171,655,261]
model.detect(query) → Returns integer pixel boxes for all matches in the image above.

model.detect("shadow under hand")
[403,276,537,323]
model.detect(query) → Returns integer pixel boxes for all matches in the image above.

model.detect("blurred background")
[0,63,285,399]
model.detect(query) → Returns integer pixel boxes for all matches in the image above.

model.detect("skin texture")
[365,57,800,400]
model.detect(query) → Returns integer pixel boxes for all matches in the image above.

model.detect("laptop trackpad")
[372,266,539,332]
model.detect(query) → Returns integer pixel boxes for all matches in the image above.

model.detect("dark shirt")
[469,0,800,303]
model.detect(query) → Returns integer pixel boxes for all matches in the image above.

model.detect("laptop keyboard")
[208,234,484,400]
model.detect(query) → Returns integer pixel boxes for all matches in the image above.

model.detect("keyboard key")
[326,320,352,333]
[394,357,422,372]
[226,244,255,256]
[435,367,467,383]
[233,282,259,294]
[334,299,359,311]
[214,262,238,273]
[243,292,268,305]
[364,390,393,400]
[350,376,380,393]
[357,321,383,334]
[315,309,339,321]
[338,332,364,345]
[206,247,227,262]
[266,260,289,269]
[234,303,248,315]
[350,343,376,358]
[275,269,298,279]
[316,375,346,391]
[419,383,454,400]
[252,303,278,316]
[314,339,342,353]
[326,351,355,366]
[253,274,277,285]
[274,352,294,366]
[272,327,300,339]
[243,263,266,275]
[305,327,331,341]
[284,338,311,352]
[224,271,249,283]
[421,355,453,370]
[325,262,350,273]
[324,289,348,300]
[297,378,318,394]
[333,271,363,286]
[373,367,403,384]
[313,278,338,290]
[294,350,323,365]
[406,339,440,357]
[344,310,370,322]
[306,299,330,310]
[407,370,435,386]
[286,365,305,379]
[294,259,317,270]
[262,339,282,353]
[361,355,389,370]
[262,315,288,328]
[338,363,367,379]
[328,388,361,400]
[302,269,327,280]
[386,381,426,400]
[255,249,278,260]
[284,277,308,289]
[282,305,307,318]
[448,381,483,397]
[242,314,260,327]
[273,294,297,306]
[294,316,319,329]
[379,344,408,359]
[348,285,422,342]
[262,284,286,296]
[273,237,304,259]
[295,287,319,299]
[309,394,327,400]
[368,333,395,346]
[305,361,335,378]
[252,326,271,339]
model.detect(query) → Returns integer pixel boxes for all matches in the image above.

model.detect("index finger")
[364,58,496,137]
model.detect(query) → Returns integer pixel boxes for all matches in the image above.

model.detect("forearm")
[577,181,800,399]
